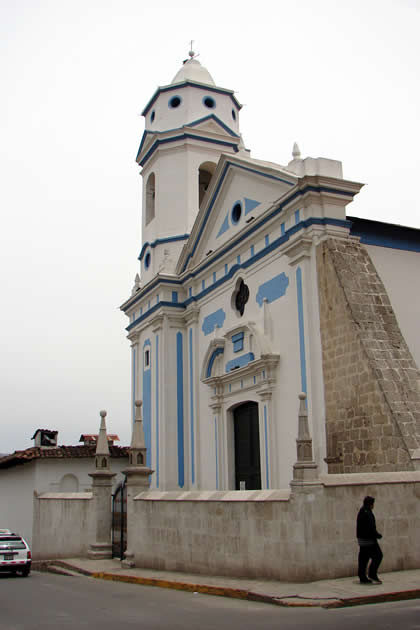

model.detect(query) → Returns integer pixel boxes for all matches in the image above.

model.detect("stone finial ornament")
[292,142,301,160]
[131,273,141,295]
[95,409,110,470]
[129,400,147,467]
[291,393,319,485]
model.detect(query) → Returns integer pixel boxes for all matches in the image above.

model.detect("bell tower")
[136,49,245,282]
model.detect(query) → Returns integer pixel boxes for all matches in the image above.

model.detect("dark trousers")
[358,543,383,579]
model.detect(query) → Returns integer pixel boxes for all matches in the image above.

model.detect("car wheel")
[20,567,31,577]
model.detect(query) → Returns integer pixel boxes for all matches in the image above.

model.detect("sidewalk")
[33,558,420,609]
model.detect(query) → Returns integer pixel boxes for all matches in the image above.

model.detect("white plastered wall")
[366,244,420,368]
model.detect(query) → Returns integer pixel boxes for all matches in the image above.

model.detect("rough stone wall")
[317,237,420,473]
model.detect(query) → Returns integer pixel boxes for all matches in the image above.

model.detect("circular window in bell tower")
[203,96,216,109]
[169,95,182,109]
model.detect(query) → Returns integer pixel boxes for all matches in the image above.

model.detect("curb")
[35,563,420,609]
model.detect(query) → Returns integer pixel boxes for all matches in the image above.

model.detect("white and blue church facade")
[120,53,420,493]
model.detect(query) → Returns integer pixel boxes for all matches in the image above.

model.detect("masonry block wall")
[317,237,420,473]
[32,494,94,559]
[130,477,420,580]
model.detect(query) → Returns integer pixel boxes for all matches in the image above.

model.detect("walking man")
[356,496,383,584]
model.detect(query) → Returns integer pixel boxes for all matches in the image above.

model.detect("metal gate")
[111,480,127,560]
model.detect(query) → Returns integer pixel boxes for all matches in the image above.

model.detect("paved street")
[1,572,420,630]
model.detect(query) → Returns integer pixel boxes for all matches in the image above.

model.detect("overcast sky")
[1,0,419,453]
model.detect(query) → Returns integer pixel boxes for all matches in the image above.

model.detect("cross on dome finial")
[188,40,198,60]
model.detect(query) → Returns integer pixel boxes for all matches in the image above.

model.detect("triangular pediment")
[177,155,298,273]
[184,115,239,138]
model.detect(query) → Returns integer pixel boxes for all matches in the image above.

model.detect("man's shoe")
[360,578,373,584]
[369,576,382,584]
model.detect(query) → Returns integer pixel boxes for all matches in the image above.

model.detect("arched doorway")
[233,401,261,490]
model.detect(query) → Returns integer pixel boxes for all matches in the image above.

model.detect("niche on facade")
[198,162,216,206]
[59,474,79,492]
[145,172,156,224]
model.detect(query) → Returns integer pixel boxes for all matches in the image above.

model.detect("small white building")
[120,52,420,493]
[0,428,128,546]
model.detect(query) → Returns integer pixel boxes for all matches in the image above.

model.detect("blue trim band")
[142,339,152,467]
[187,114,239,137]
[126,301,185,331]
[348,215,420,252]
[181,173,348,272]
[142,81,242,117]
[206,347,224,378]
[132,348,136,425]
[189,328,195,485]
[155,334,159,487]
[296,267,307,394]
[176,332,184,488]
[124,217,351,327]
[138,133,239,167]
[139,234,189,261]
[137,114,239,158]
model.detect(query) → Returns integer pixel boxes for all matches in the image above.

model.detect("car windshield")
[0,537,26,550]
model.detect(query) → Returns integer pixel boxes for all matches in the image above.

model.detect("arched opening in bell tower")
[145,173,156,224]
[198,162,216,206]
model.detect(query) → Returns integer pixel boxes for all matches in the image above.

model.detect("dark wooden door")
[234,402,261,490]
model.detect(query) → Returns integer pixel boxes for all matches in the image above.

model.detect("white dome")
[171,58,215,86]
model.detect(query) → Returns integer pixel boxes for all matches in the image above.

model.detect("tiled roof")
[79,434,120,442]
[0,445,129,469]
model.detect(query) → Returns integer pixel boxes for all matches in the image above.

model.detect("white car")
[0,529,32,577]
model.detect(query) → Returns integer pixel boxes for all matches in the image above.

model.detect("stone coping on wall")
[320,472,420,487]
[134,489,291,502]
[36,492,93,500]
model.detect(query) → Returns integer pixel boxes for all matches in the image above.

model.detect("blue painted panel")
[256,272,289,306]
[206,347,224,378]
[217,213,230,238]
[281,222,285,235]
[202,308,226,335]
[176,332,184,488]
[142,339,152,467]
[202,279,205,291]
[213,271,216,284]
[295,209,300,224]
[265,234,269,247]
[296,267,307,394]
[188,287,192,298]
[224,263,228,275]
[189,328,195,485]
[250,244,255,257]
[264,405,269,489]
[155,334,159,487]
[225,352,255,372]
[244,198,260,215]
[156,294,160,304]
[237,254,241,265]
[232,331,244,353]
[172,291,178,303]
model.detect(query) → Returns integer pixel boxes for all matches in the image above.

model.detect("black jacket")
[356,507,382,543]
